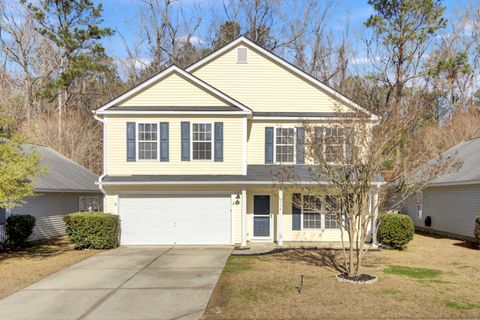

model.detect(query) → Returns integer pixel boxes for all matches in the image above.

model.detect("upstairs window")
[324,127,345,162]
[275,128,295,163]
[314,126,352,163]
[138,123,158,160]
[192,123,213,160]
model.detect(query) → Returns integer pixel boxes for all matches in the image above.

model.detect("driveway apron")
[0,246,232,320]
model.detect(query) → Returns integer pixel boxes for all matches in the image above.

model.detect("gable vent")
[237,47,248,64]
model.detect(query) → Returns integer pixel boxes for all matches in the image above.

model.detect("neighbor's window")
[302,195,322,229]
[192,123,212,160]
[138,123,158,160]
[324,127,345,162]
[275,128,295,163]
[79,196,103,212]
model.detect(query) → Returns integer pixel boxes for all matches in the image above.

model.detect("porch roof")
[102,165,384,185]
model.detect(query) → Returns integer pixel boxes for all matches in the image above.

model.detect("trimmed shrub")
[64,212,120,249]
[475,216,480,248]
[5,214,36,247]
[377,214,415,249]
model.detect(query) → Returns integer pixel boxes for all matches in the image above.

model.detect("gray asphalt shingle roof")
[26,145,100,193]
[102,165,384,184]
[428,137,480,185]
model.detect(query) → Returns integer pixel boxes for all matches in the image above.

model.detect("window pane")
[304,213,321,229]
[79,196,86,212]
[275,128,295,163]
[325,212,338,229]
[192,123,212,160]
[138,123,158,160]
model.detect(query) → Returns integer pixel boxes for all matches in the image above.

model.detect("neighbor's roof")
[26,145,100,193]
[428,137,480,186]
[102,165,384,185]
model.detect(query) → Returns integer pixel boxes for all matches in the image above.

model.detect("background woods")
[0,0,479,178]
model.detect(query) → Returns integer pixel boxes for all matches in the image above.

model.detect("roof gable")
[96,66,250,114]
[187,36,377,119]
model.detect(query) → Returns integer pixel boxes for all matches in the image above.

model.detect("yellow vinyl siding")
[105,194,117,214]
[103,185,242,244]
[106,115,244,175]
[192,44,352,113]
[118,72,229,107]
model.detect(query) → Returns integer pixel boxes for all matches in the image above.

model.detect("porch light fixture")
[235,194,241,205]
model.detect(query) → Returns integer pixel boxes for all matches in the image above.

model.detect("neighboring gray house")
[0,145,102,242]
[403,137,480,242]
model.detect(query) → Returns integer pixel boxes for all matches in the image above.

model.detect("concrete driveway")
[0,246,232,320]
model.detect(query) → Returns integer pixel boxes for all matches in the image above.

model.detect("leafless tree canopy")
[0,0,478,180]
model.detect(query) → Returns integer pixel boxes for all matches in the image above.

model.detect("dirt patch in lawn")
[204,234,480,319]
[0,236,100,299]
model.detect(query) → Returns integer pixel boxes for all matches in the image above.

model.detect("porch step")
[232,242,380,256]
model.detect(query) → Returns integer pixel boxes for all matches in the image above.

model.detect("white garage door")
[119,194,231,245]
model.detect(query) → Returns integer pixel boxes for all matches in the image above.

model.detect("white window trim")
[191,122,214,161]
[300,194,340,230]
[274,126,296,165]
[136,122,160,161]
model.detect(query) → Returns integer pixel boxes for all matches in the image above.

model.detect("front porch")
[239,187,380,248]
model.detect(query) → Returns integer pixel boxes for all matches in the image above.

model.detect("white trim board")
[95,65,252,114]
[186,36,378,120]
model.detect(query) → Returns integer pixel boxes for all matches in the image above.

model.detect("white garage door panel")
[120,194,231,245]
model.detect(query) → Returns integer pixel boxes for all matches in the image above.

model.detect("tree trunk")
[57,88,63,151]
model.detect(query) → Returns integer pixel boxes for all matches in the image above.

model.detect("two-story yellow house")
[94,36,381,246]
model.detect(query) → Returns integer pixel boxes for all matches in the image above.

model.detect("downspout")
[93,111,107,211]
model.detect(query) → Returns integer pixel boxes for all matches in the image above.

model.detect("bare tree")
[0,1,59,120]
[280,100,457,277]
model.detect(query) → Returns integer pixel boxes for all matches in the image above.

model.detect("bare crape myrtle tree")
[280,103,459,279]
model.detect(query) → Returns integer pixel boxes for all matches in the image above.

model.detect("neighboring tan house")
[403,137,480,242]
[0,145,102,242]
[94,36,382,246]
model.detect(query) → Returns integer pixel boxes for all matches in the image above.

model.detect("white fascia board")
[252,116,377,122]
[96,65,252,114]
[186,36,378,121]
[96,110,251,116]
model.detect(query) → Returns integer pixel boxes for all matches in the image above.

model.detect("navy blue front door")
[253,195,270,237]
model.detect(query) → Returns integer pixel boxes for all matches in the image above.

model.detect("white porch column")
[277,189,283,247]
[372,188,379,248]
[241,189,247,247]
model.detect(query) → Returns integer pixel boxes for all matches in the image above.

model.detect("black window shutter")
[160,122,169,162]
[214,122,223,162]
[126,122,136,162]
[265,127,274,164]
[296,127,305,164]
[181,121,190,161]
[292,193,301,230]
